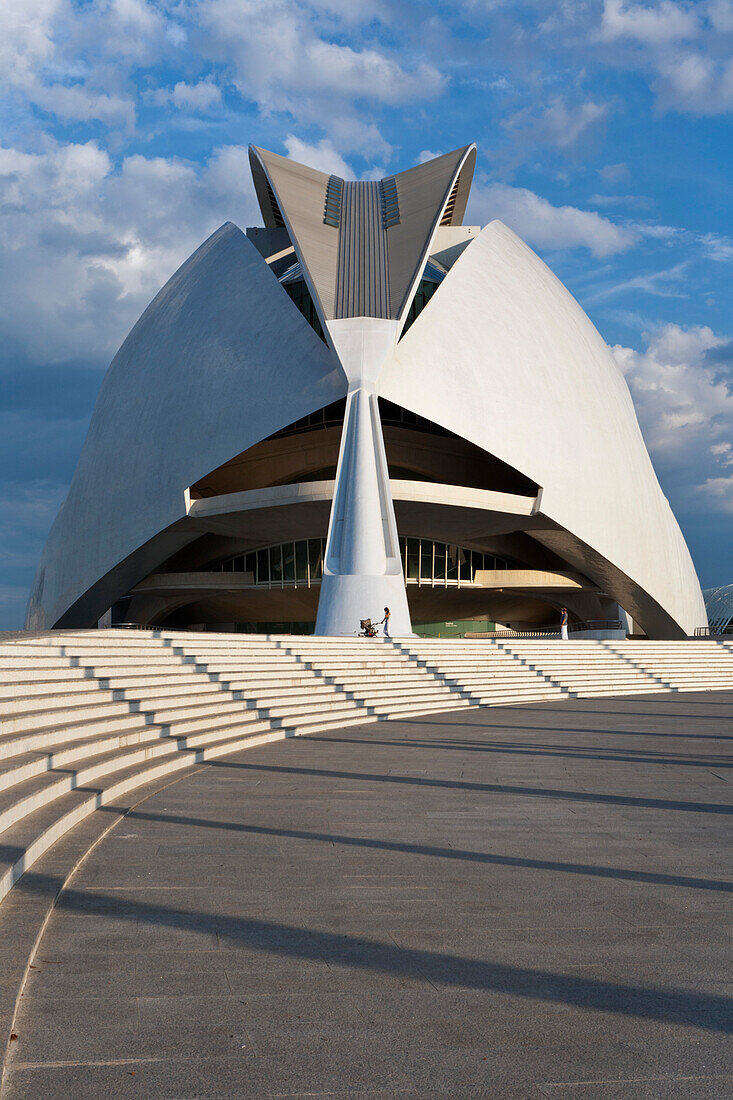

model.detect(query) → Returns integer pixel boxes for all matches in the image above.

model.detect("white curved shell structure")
[381,221,706,639]
[27,144,706,639]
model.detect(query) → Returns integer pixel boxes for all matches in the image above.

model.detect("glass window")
[295,541,308,583]
[256,548,268,585]
[446,544,459,581]
[283,542,295,582]
[420,539,433,580]
[308,538,323,579]
[270,545,283,583]
[434,540,446,581]
[245,553,256,579]
[406,538,419,580]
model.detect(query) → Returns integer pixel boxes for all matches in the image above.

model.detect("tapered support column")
[315,319,413,637]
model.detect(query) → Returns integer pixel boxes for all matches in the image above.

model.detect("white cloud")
[599,0,700,45]
[283,136,356,178]
[654,49,733,113]
[195,0,444,151]
[150,79,223,112]
[467,182,636,256]
[697,476,733,514]
[612,324,733,514]
[505,98,610,151]
[0,137,259,364]
[598,162,631,183]
[0,0,182,131]
[593,0,733,114]
[587,260,689,301]
[0,0,64,89]
[588,193,653,209]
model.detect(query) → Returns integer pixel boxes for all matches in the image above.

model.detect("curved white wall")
[379,220,706,637]
[376,221,704,638]
[28,216,706,639]
[27,222,347,629]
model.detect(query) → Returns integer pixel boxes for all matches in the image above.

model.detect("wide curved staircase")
[0,629,731,911]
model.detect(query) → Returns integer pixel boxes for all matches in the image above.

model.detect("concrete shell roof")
[249,144,476,325]
[26,222,347,630]
[26,148,706,638]
[380,220,706,638]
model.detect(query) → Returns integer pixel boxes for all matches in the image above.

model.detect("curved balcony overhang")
[187,478,544,544]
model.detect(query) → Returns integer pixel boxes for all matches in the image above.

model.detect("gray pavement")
[2,692,732,1098]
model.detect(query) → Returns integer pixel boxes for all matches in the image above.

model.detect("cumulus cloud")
[148,79,223,112]
[612,324,733,514]
[697,476,733,515]
[467,182,636,256]
[194,0,444,151]
[283,136,356,178]
[599,0,700,45]
[0,0,180,131]
[594,0,733,114]
[0,137,259,364]
[653,50,733,114]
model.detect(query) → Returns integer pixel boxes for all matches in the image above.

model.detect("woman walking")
[381,607,391,638]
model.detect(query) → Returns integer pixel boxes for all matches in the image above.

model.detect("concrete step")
[0,720,303,904]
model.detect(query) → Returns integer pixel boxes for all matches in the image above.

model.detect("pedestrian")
[560,606,568,641]
[380,607,391,638]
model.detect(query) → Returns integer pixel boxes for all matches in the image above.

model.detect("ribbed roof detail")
[249,143,476,326]
[335,182,390,319]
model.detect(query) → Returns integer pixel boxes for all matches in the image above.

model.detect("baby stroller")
[359,618,378,638]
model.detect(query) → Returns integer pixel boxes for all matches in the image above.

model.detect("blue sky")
[1,0,731,628]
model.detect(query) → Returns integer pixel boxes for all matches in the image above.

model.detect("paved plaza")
[2,692,731,1098]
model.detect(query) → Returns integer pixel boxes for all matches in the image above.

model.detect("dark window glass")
[257,549,268,584]
[446,544,459,581]
[308,538,323,579]
[283,543,295,582]
[295,541,308,583]
[420,539,433,580]
[281,280,326,343]
[270,545,283,583]
[406,538,419,580]
[434,541,446,581]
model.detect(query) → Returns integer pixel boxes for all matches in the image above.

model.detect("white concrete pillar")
[314,319,413,637]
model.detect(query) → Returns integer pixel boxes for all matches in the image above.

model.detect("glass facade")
[213,537,326,586]
[400,262,446,336]
[401,278,441,336]
[401,539,512,585]
[279,268,326,343]
[703,583,733,634]
[213,537,513,588]
[278,256,444,346]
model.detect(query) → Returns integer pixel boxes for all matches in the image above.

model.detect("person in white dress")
[560,607,569,641]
